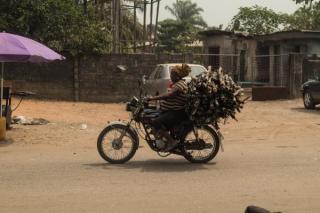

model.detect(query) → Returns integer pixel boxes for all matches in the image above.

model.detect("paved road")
[0,100,320,213]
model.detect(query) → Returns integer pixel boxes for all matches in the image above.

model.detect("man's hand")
[145,96,155,102]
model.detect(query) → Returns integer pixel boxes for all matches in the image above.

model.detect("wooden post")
[83,0,87,14]
[269,46,275,85]
[118,0,121,53]
[112,0,120,53]
[154,0,160,51]
[150,0,154,43]
[112,0,116,53]
[143,0,147,52]
[73,57,80,102]
[133,0,137,53]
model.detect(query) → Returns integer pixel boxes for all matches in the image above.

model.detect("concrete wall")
[203,35,259,81]
[263,39,320,56]
[5,53,193,102]
[234,39,257,81]
[204,35,233,54]
[78,54,157,102]
[203,35,240,77]
[5,52,307,101]
[305,40,320,55]
[5,60,74,100]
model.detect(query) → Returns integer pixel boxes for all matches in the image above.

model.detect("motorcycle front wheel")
[182,125,220,163]
[97,124,138,164]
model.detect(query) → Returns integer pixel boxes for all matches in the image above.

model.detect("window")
[209,47,220,69]
[190,66,206,76]
[294,45,301,53]
[155,66,165,79]
[149,66,161,79]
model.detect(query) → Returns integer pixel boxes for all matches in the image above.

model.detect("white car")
[144,63,207,95]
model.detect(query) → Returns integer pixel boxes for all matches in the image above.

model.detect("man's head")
[170,64,191,82]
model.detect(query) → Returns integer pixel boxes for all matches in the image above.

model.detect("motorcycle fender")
[105,121,140,146]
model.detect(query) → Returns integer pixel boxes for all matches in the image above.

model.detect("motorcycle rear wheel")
[97,124,138,164]
[182,125,220,163]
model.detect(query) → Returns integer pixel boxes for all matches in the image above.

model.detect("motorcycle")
[97,78,223,164]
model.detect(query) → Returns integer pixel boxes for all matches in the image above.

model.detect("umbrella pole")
[0,62,3,118]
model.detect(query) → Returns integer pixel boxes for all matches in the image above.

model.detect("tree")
[0,0,146,54]
[165,0,207,28]
[294,0,315,7]
[228,5,289,35]
[158,19,198,52]
[0,0,112,55]
[288,1,320,30]
[157,0,206,52]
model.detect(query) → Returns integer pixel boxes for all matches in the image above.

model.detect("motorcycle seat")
[143,109,162,119]
[143,109,162,114]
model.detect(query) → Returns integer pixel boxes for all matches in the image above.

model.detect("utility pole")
[119,0,122,53]
[83,0,88,14]
[154,0,160,52]
[112,0,116,53]
[150,0,154,45]
[134,0,137,53]
[143,0,147,52]
[112,0,120,53]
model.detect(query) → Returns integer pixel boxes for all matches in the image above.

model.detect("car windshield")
[169,65,206,77]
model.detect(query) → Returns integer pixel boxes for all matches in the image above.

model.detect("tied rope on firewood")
[185,67,248,127]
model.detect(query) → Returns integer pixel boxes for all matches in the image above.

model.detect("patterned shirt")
[160,80,188,111]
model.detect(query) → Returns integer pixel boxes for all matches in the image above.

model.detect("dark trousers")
[152,109,188,131]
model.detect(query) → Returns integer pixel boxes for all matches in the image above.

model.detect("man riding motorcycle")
[146,64,191,152]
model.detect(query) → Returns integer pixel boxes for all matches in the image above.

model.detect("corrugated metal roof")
[199,29,320,40]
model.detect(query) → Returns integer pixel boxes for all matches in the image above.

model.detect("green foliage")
[228,5,289,35]
[294,0,316,6]
[288,1,320,30]
[158,19,197,52]
[165,0,207,28]
[228,0,320,33]
[225,0,320,35]
[0,0,112,55]
[158,0,206,53]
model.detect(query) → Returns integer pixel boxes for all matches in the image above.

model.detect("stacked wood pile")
[185,68,246,127]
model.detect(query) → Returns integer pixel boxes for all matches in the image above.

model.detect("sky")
[145,0,300,28]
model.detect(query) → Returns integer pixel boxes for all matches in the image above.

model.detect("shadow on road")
[84,159,216,173]
[0,138,14,147]
[290,107,320,115]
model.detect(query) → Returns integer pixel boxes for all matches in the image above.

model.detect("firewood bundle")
[185,68,246,127]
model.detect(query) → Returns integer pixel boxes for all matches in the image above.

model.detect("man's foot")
[163,140,179,152]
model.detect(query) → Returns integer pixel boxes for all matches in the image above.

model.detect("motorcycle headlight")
[126,97,139,112]
[126,102,131,111]
[131,96,139,106]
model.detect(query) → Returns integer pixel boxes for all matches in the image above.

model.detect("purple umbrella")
[0,32,65,117]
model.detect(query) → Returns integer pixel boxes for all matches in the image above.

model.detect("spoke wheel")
[97,124,138,164]
[183,126,220,164]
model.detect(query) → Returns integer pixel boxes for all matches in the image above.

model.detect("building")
[199,29,320,86]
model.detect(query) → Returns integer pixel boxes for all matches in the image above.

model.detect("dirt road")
[0,98,320,213]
